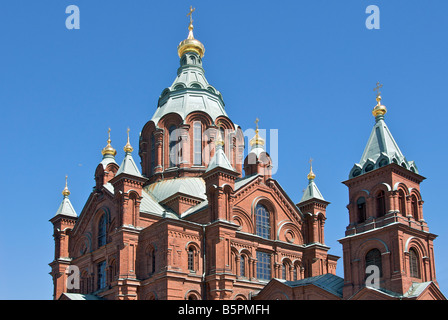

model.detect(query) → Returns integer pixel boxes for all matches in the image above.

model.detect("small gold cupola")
[177,6,205,58]
[249,118,265,149]
[124,128,133,153]
[62,175,70,197]
[101,128,117,157]
[372,82,387,118]
[307,158,316,180]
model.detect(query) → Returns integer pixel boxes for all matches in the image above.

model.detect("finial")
[187,6,195,33]
[177,6,205,58]
[124,127,133,153]
[215,122,225,148]
[101,128,117,157]
[249,117,265,148]
[307,158,316,180]
[372,82,387,118]
[62,175,70,197]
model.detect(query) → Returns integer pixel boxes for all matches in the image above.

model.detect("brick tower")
[339,86,443,300]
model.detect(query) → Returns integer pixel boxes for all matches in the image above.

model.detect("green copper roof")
[116,151,142,177]
[299,177,325,203]
[151,52,228,125]
[54,195,77,218]
[349,113,418,179]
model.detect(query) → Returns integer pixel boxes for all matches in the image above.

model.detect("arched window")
[150,133,155,175]
[409,248,420,278]
[398,190,406,217]
[97,214,107,247]
[376,190,386,217]
[357,197,366,223]
[187,246,196,272]
[193,121,202,165]
[169,125,178,167]
[365,248,382,277]
[411,195,419,220]
[255,204,271,239]
[293,265,298,281]
[282,263,287,280]
[240,255,246,278]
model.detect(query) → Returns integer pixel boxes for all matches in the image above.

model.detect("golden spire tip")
[307,158,316,180]
[124,127,133,153]
[62,175,70,197]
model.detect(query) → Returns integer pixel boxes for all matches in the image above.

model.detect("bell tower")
[339,84,440,299]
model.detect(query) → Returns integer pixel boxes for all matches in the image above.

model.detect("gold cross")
[255,118,259,130]
[187,6,195,24]
[374,82,383,97]
[309,157,313,167]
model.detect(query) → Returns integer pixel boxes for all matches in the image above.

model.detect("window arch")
[365,248,382,277]
[97,214,107,248]
[376,190,386,217]
[255,204,271,239]
[409,248,420,278]
[357,197,367,223]
[193,121,202,165]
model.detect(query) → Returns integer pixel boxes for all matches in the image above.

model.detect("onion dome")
[124,128,133,153]
[101,128,117,157]
[249,118,265,149]
[307,159,316,180]
[62,175,70,197]
[372,82,387,119]
[177,6,205,58]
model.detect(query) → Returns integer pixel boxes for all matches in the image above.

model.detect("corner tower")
[339,84,442,299]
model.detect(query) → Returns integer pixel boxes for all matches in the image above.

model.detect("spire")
[54,176,77,218]
[177,6,205,58]
[299,160,325,203]
[349,83,418,179]
[116,128,142,177]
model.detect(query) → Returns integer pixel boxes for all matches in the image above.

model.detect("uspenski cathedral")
[49,8,445,300]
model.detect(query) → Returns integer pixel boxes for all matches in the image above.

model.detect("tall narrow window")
[169,125,177,167]
[409,248,420,278]
[255,204,270,239]
[365,248,382,277]
[97,214,107,247]
[240,255,246,278]
[293,265,298,281]
[188,247,195,272]
[357,197,366,223]
[282,263,287,280]
[256,251,271,281]
[411,195,419,220]
[398,190,406,217]
[193,122,202,165]
[150,133,155,175]
[376,191,386,217]
[97,260,107,290]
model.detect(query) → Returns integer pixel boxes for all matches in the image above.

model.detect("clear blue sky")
[0,0,447,299]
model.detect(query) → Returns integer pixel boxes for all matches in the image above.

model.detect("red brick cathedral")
[49,12,445,300]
